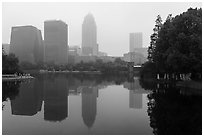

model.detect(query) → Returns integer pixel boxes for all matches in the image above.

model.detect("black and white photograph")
[2,1,202,135]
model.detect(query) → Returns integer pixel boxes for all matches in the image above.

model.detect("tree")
[148,15,163,62]
[2,52,21,74]
[146,8,202,80]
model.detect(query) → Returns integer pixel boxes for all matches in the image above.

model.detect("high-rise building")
[44,20,68,65]
[10,26,44,64]
[129,32,143,52]
[82,13,98,56]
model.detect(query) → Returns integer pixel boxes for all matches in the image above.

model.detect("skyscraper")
[129,32,143,52]
[10,26,44,64]
[82,13,98,56]
[44,20,68,65]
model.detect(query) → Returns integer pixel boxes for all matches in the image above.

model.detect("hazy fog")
[2,2,201,56]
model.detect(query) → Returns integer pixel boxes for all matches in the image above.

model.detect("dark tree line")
[142,8,202,80]
[147,85,202,135]
[20,57,129,74]
[2,48,22,74]
[138,78,202,135]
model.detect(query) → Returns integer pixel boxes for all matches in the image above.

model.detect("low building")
[98,56,117,63]
[122,52,146,65]
[98,51,108,57]
[69,45,81,56]
[134,48,148,58]
[75,56,97,64]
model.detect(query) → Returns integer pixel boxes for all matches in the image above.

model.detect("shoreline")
[2,74,34,81]
[39,70,102,74]
[140,77,202,90]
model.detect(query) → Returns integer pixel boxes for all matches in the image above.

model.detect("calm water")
[2,74,202,135]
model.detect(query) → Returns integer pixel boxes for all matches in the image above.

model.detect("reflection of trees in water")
[146,83,202,135]
[2,81,20,110]
[139,78,157,90]
[41,73,129,87]
[70,73,129,86]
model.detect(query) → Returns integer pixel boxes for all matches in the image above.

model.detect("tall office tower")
[82,13,98,56]
[129,32,143,52]
[44,20,68,65]
[10,26,44,64]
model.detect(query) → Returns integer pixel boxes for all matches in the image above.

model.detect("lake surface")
[2,74,202,135]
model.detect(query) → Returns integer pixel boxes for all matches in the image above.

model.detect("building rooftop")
[44,19,67,25]
[12,25,37,29]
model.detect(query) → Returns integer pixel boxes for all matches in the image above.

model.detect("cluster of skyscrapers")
[5,13,147,66]
[8,13,101,65]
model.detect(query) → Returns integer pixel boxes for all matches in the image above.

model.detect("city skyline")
[2,2,201,56]
[2,2,202,135]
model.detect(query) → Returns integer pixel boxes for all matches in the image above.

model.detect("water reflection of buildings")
[123,78,150,109]
[11,80,43,116]
[44,75,68,122]
[129,91,142,109]
[82,86,98,128]
[8,75,116,125]
[67,77,99,128]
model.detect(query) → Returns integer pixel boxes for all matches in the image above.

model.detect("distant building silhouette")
[134,47,148,59]
[10,26,44,64]
[98,51,108,57]
[69,45,81,56]
[82,86,98,128]
[129,32,143,52]
[123,52,146,65]
[68,45,81,64]
[122,32,147,65]
[82,13,98,56]
[44,20,68,65]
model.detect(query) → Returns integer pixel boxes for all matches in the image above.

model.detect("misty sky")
[2,2,201,56]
